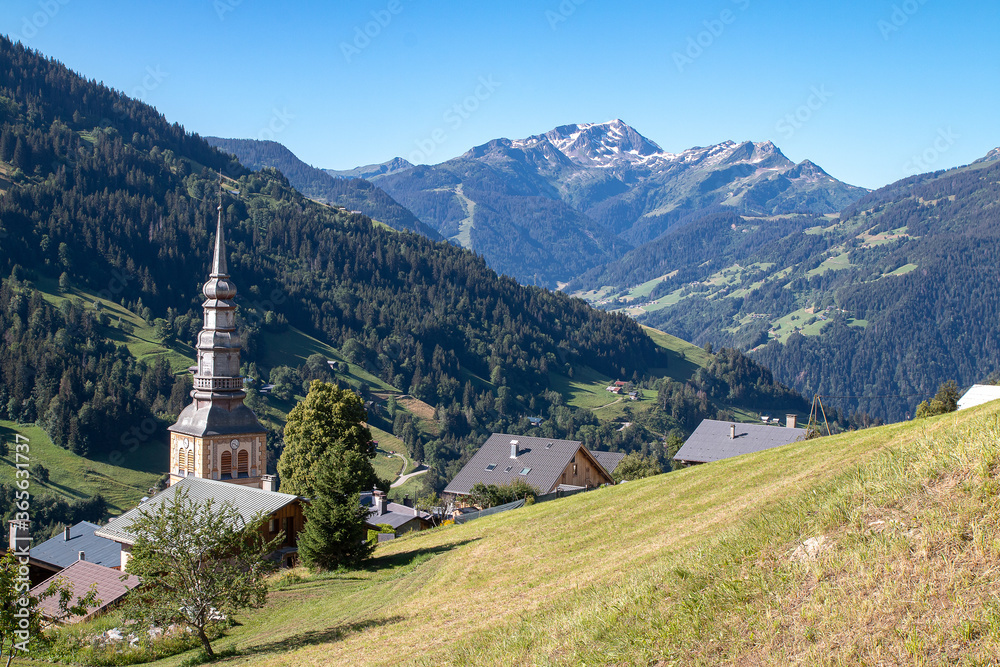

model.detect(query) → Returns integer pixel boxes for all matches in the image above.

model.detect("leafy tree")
[268,365,299,402]
[122,488,279,659]
[415,493,446,527]
[277,380,383,497]
[468,479,539,509]
[1,549,98,666]
[612,451,663,483]
[915,380,961,419]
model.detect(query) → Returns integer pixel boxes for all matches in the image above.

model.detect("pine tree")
[11,136,29,172]
[296,452,375,571]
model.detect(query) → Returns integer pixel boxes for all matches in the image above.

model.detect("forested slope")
[204,137,440,239]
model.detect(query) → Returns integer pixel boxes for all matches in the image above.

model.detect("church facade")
[167,203,268,489]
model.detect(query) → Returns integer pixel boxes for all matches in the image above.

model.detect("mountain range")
[351,120,867,286]
[578,148,1000,422]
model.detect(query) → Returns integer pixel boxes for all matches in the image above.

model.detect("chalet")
[16,521,123,586]
[361,490,431,535]
[957,384,1000,411]
[29,560,140,624]
[673,416,807,465]
[443,434,624,502]
[95,477,306,570]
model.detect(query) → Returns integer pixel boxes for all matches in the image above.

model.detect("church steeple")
[167,186,266,488]
[211,203,229,278]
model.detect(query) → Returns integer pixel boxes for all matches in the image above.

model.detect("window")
[505,466,512,473]
[177,448,187,474]
[237,450,249,478]
[485,464,497,471]
[545,442,553,449]
[221,451,232,480]
[269,518,278,533]
[520,467,531,475]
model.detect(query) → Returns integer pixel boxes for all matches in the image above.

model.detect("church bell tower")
[167,194,267,488]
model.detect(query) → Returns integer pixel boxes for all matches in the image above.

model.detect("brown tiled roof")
[30,560,140,623]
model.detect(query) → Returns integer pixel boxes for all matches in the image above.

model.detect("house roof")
[590,450,626,475]
[444,433,611,496]
[359,493,431,530]
[674,419,807,464]
[95,477,299,545]
[958,384,1000,411]
[30,560,140,623]
[30,521,121,570]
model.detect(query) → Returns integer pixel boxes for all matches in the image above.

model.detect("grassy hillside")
[76,400,1000,666]
[0,420,159,514]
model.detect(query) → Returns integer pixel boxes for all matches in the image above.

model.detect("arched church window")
[221,451,232,480]
[178,448,187,474]
[237,450,249,478]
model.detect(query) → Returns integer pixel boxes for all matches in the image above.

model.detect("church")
[166,201,271,491]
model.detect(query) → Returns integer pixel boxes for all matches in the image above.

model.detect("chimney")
[373,490,387,515]
[786,414,797,429]
[64,525,71,541]
[403,495,412,508]
[510,439,519,458]
[729,423,736,439]
[78,551,85,562]
[8,520,29,552]
[260,475,276,493]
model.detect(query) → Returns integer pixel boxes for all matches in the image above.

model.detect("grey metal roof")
[95,477,299,545]
[30,521,121,570]
[674,419,807,464]
[444,433,611,496]
[359,494,431,530]
[590,450,627,475]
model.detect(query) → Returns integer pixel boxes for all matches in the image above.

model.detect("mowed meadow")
[68,401,1000,666]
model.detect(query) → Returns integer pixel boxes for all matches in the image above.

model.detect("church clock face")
[230,439,239,450]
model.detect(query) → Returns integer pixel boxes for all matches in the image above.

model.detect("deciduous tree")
[122,489,280,659]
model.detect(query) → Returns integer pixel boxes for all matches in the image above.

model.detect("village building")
[443,433,625,502]
[95,477,306,570]
[361,490,431,535]
[957,384,1000,411]
[15,521,123,586]
[166,202,270,490]
[29,560,140,625]
[673,416,806,465]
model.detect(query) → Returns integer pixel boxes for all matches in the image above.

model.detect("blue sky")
[1,0,996,188]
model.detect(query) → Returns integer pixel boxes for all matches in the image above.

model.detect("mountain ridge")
[205,137,440,239]
[362,120,867,286]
